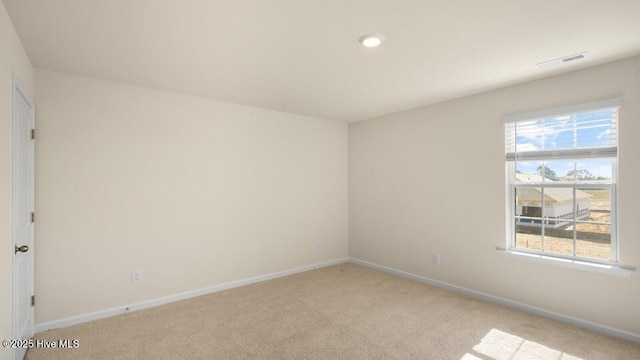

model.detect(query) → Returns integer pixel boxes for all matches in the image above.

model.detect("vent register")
[537,52,589,69]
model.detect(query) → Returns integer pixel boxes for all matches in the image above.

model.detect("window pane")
[575,110,617,148]
[541,184,575,256]
[515,161,542,182]
[515,222,542,251]
[515,187,542,251]
[576,223,611,260]
[572,159,613,181]
[513,109,617,153]
[541,186,575,222]
[575,187,612,261]
[542,160,568,181]
[541,221,574,256]
[579,188,611,214]
[515,187,542,218]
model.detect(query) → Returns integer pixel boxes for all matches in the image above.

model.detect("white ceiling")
[4,0,640,122]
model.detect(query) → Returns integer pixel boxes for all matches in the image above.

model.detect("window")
[503,99,620,264]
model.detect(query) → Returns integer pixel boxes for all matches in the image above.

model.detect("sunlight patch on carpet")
[463,328,583,360]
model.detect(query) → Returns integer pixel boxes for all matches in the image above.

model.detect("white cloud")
[516,143,539,152]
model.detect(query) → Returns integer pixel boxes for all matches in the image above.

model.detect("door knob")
[15,245,29,254]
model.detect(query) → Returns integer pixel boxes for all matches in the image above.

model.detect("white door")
[11,74,35,360]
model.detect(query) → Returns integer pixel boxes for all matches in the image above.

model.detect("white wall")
[349,56,640,335]
[0,2,33,360]
[34,70,348,324]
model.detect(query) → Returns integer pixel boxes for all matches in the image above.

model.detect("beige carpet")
[25,263,640,360]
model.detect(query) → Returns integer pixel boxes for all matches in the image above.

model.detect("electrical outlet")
[131,269,143,283]
[432,254,440,265]
[315,241,321,251]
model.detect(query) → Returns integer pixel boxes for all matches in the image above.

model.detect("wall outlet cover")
[132,270,143,283]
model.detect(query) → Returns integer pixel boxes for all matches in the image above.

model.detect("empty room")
[2,1,640,359]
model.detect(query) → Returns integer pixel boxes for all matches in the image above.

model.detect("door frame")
[11,73,35,360]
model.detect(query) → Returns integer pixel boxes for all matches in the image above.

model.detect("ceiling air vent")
[536,52,589,70]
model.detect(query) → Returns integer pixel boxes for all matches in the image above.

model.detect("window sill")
[497,249,634,278]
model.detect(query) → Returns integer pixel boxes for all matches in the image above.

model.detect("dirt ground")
[516,234,611,260]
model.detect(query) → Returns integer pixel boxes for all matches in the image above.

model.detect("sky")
[513,109,614,179]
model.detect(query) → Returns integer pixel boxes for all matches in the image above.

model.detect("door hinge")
[31,295,35,307]
[31,212,35,223]
[31,128,35,140]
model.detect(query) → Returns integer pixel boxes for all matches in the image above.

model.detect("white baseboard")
[349,257,640,344]
[35,257,349,333]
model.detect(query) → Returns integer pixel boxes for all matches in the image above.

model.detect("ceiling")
[4,0,640,122]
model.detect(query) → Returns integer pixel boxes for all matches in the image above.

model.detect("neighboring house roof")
[515,173,591,204]
[516,174,546,183]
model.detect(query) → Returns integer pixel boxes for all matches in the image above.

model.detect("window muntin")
[505,100,619,264]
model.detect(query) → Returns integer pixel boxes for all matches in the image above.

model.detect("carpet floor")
[25,263,640,360]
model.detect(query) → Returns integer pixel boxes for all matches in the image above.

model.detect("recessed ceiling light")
[536,51,589,69]
[359,34,384,48]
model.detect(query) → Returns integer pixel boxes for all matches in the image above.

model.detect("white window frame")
[501,99,631,275]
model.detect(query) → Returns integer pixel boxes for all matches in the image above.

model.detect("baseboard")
[35,257,349,333]
[349,257,640,344]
